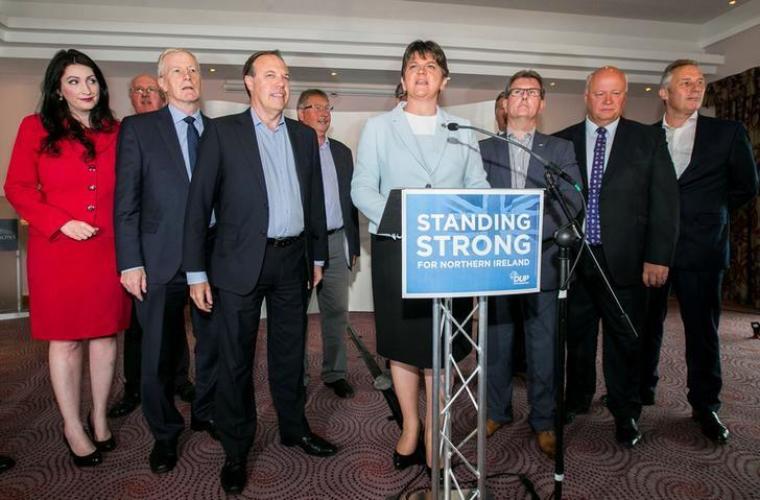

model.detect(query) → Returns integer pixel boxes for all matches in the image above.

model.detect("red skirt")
[27,231,131,340]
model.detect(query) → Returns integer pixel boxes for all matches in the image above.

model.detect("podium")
[395,188,544,499]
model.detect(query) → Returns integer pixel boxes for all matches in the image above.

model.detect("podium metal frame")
[411,296,488,500]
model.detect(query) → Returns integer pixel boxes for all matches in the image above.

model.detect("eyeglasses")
[507,88,544,98]
[130,87,159,96]
[301,104,333,112]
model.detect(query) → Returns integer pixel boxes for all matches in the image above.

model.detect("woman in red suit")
[4,49,130,467]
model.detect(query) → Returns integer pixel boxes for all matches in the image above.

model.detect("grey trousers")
[305,229,350,384]
[486,290,557,432]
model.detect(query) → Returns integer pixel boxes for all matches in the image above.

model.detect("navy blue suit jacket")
[480,131,583,291]
[114,106,209,285]
[183,109,328,295]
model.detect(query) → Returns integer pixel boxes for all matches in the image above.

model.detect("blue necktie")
[183,115,199,174]
[586,127,606,245]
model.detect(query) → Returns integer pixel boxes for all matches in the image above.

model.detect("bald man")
[554,66,679,448]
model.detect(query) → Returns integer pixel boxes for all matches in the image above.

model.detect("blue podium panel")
[402,189,544,298]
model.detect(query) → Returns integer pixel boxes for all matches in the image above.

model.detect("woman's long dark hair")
[39,49,115,160]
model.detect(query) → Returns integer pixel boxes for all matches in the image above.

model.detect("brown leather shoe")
[486,419,504,438]
[536,430,556,459]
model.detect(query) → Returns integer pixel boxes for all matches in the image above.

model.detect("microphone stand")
[446,122,639,500]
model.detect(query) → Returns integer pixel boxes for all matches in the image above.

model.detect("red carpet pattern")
[0,307,759,499]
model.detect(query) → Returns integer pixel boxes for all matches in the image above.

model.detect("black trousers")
[566,246,644,421]
[122,305,191,396]
[136,273,219,440]
[215,239,309,461]
[642,269,724,412]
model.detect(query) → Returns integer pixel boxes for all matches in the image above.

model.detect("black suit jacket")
[480,131,583,290]
[554,117,680,287]
[114,106,209,285]
[183,109,328,295]
[654,115,758,271]
[328,138,361,266]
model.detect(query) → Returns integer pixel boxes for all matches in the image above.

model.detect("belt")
[327,226,343,236]
[266,233,303,247]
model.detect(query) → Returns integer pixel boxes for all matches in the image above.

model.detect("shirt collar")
[319,137,331,151]
[250,107,285,130]
[585,116,620,138]
[506,127,535,141]
[662,110,698,130]
[168,104,201,125]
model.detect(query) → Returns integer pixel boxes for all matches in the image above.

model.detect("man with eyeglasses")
[554,66,679,448]
[109,73,197,420]
[115,49,219,474]
[642,60,757,444]
[480,70,582,458]
[129,74,165,114]
[296,89,360,399]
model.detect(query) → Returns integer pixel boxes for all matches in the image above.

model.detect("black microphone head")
[446,122,459,131]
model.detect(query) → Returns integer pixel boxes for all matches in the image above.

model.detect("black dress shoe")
[564,403,590,424]
[221,459,247,494]
[149,439,178,474]
[108,391,140,419]
[190,417,219,441]
[282,432,337,457]
[324,379,355,399]
[63,437,103,467]
[175,381,196,403]
[392,440,424,470]
[640,392,655,406]
[88,412,116,452]
[692,410,729,444]
[0,455,16,474]
[615,418,642,448]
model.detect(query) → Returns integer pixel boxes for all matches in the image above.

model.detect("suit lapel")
[603,118,627,186]
[389,105,430,174]
[156,107,190,184]
[330,144,351,214]
[427,109,450,174]
[678,114,705,182]
[233,109,267,193]
[525,132,548,188]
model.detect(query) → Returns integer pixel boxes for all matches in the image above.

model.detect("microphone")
[444,122,581,191]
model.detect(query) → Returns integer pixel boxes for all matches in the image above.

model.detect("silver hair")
[157,48,200,77]
[660,59,700,88]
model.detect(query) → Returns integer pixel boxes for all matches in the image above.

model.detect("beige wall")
[706,24,760,80]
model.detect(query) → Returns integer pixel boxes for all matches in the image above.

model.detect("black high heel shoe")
[87,412,116,452]
[392,439,425,470]
[63,436,103,467]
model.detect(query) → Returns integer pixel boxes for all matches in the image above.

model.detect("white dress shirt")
[662,111,698,179]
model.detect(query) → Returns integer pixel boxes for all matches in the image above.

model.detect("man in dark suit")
[184,50,335,494]
[481,70,583,458]
[554,66,679,448]
[109,72,195,419]
[114,48,219,474]
[642,59,758,443]
[296,89,360,398]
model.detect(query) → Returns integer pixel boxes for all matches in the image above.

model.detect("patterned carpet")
[0,307,759,500]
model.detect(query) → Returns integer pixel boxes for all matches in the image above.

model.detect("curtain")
[705,67,760,309]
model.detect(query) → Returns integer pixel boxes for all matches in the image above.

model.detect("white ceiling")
[410,0,745,23]
[0,0,757,98]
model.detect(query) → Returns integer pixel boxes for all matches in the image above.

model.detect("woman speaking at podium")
[351,40,489,473]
